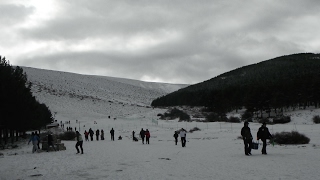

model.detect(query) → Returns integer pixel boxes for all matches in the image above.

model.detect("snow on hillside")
[1,67,320,180]
[21,67,188,121]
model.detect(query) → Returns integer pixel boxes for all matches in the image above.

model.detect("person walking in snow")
[84,130,89,141]
[257,122,273,155]
[110,128,115,141]
[96,129,100,141]
[145,129,150,144]
[47,133,56,152]
[35,131,40,149]
[179,128,187,147]
[173,131,179,145]
[101,129,105,140]
[140,128,145,144]
[132,131,135,141]
[89,128,94,141]
[241,121,253,156]
[75,131,83,154]
[28,132,40,153]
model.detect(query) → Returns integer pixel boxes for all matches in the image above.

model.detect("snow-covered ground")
[1,67,320,180]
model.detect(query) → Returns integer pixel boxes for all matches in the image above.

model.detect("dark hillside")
[151,53,320,114]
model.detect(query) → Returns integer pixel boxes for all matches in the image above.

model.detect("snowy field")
[1,108,320,180]
[1,67,320,180]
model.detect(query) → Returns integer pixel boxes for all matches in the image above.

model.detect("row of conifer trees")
[0,56,53,145]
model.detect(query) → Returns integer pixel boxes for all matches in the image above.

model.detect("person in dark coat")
[173,131,179,145]
[96,129,100,141]
[89,128,94,141]
[145,129,150,144]
[132,131,135,141]
[101,130,104,140]
[241,121,253,156]
[110,128,115,141]
[140,128,145,144]
[47,133,56,152]
[257,122,273,155]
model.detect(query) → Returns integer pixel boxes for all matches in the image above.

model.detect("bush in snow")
[272,131,310,145]
[273,116,291,124]
[58,131,76,140]
[189,127,201,133]
[160,108,190,121]
[179,112,191,122]
[313,115,320,124]
[228,116,241,123]
[205,112,228,122]
[258,118,272,124]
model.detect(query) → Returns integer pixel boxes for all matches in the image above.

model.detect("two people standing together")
[174,128,187,147]
[139,128,150,144]
[241,121,273,156]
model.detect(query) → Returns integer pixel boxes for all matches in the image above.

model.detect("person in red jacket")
[84,130,89,141]
[145,129,150,144]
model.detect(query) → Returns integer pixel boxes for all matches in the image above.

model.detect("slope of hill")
[151,53,320,113]
[22,67,188,121]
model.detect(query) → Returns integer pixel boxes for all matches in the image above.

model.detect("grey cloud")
[2,0,320,84]
[0,3,34,25]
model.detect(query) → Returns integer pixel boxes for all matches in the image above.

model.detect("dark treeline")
[151,53,320,116]
[0,56,53,145]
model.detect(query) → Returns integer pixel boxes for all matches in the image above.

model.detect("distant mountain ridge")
[151,53,320,114]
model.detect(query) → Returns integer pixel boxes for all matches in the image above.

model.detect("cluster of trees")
[0,56,53,145]
[158,108,190,121]
[152,53,320,117]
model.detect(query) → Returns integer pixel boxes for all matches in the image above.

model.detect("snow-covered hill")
[22,67,188,121]
[1,67,320,180]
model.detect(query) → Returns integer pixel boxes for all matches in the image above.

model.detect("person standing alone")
[110,128,115,141]
[241,121,253,156]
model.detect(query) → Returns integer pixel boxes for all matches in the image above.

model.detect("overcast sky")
[1,0,319,84]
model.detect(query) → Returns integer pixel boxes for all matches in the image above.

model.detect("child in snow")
[28,132,40,153]
[174,131,179,145]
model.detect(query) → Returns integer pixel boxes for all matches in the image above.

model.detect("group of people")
[28,131,56,153]
[241,122,273,156]
[83,128,116,141]
[28,122,273,155]
[133,128,187,147]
